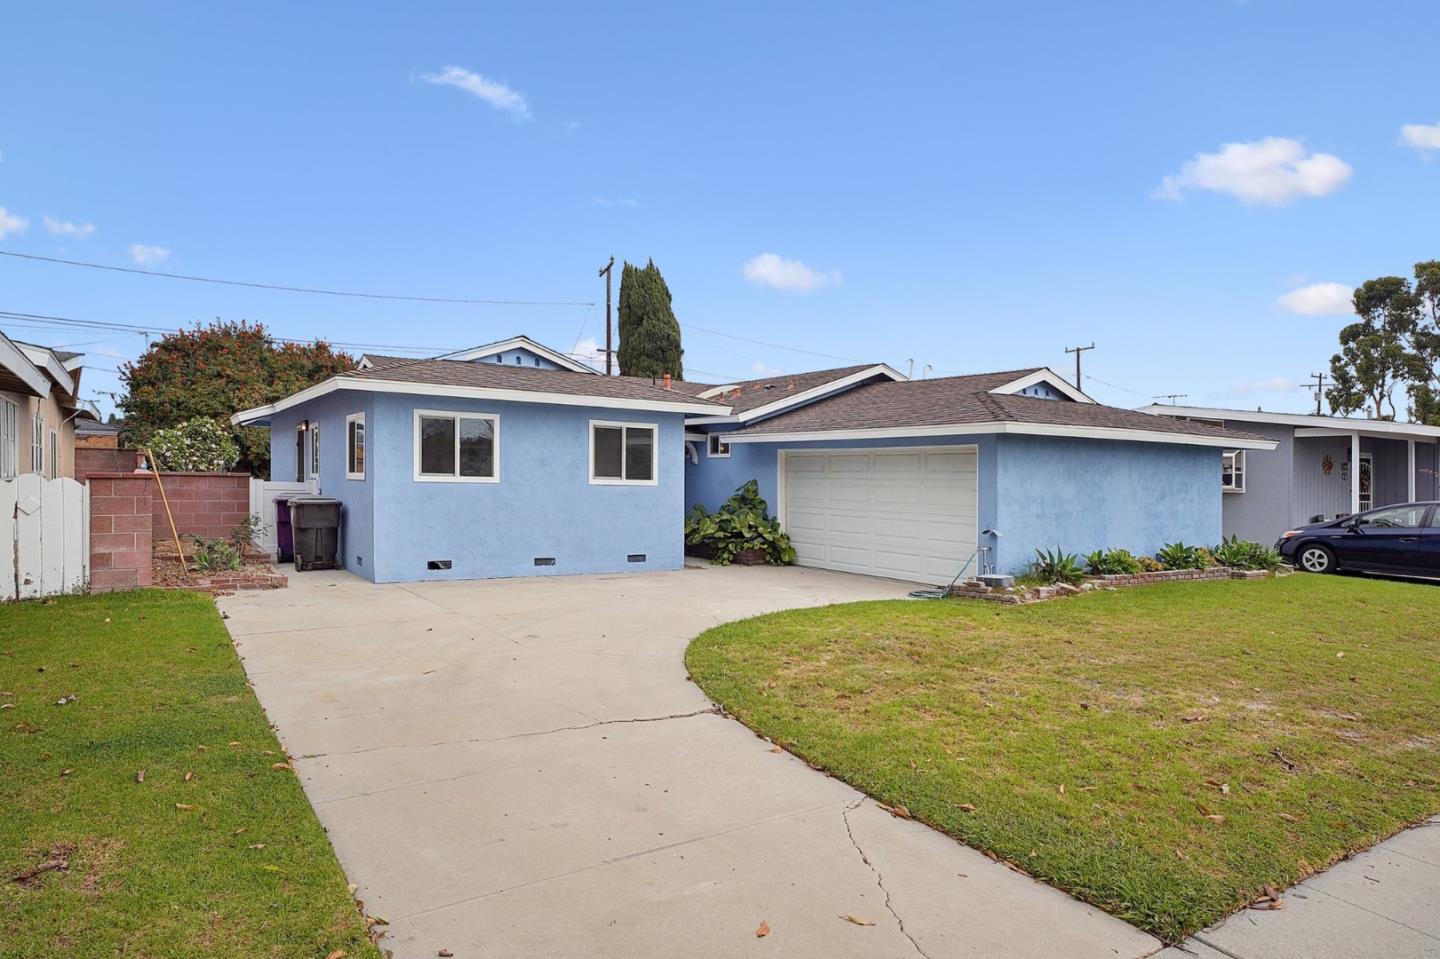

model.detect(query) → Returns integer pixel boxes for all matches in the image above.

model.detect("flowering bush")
[148,418,241,472]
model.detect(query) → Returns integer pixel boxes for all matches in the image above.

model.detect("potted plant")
[684,481,797,567]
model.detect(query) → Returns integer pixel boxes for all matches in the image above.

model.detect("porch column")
[1350,432,1361,515]
[1408,439,1417,502]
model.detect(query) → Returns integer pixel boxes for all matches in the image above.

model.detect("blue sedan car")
[1277,502,1440,578]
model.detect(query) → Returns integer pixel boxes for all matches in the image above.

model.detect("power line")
[1082,372,1150,397]
[680,323,869,365]
[0,249,595,308]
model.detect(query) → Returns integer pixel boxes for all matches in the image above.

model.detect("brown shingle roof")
[349,356,728,407]
[695,363,895,413]
[731,373,1266,442]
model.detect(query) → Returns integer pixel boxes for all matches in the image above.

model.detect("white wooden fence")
[1,475,90,601]
[248,478,310,554]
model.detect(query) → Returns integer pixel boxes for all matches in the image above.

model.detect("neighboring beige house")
[0,330,97,480]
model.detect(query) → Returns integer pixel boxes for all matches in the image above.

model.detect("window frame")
[310,423,320,479]
[706,433,731,459]
[346,412,366,480]
[48,430,58,479]
[412,408,500,483]
[0,397,17,478]
[31,411,44,475]
[588,419,659,486]
[1221,449,1245,493]
[294,424,307,483]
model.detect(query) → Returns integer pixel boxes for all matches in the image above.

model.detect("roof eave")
[1144,404,1440,440]
[726,421,1278,450]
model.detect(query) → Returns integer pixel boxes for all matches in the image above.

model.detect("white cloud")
[0,206,29,239]
[751,361,784,378]
[1400,122,1440,155]
[567,337,608,372]
[1231,377,1298,397]
[741,253,842,293]
[420,66,532,121]
[129,243,170,266]
[1155,137,1352,205]
[592,196,638,207]
[1277,281,1353,316]
[44,216,95,238]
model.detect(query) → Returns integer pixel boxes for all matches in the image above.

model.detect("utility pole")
[1153,393,1188,406]
[1307,371,1328,415]
[1064,342,1095,390]
[597,257,615,375]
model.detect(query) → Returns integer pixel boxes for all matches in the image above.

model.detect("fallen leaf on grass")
[183,772,193,782]
[1,703,13,710]
[755,920,770,938]
[957,803,977,812]
[368,916,389,926]
[1181,712,1207,723]
[174,803,195,811]
[1278,813,1301,823]
[880,803,912,820]
[135,770,145,783]
[1249,887,1284,910]
[54,695,76,706]
[248,843,266,850]
[60,768,74,777]
[839,914,875,926]
[324,951,348,959]
[271,762,293,771]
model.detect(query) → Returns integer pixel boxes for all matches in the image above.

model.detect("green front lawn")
[686,575,1440,942]
[0,591,380,959]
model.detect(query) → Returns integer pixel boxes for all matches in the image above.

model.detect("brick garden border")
[949,567,1276,605]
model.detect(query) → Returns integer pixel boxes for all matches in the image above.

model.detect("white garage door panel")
[782,447,978,582]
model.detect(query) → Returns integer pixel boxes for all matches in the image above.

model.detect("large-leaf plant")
[684,480,797,566]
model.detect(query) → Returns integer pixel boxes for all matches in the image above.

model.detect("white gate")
[249,478,309,553]
[1,475,90,601]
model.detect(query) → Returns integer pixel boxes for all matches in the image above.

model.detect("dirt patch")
[12,842,77,888]
[153,540,287,596]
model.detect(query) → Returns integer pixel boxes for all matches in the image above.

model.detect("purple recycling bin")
[273,495,296,562]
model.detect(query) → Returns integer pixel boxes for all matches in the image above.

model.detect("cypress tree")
[617,259,684,379]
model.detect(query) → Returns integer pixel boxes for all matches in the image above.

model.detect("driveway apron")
[220,564,1160,959]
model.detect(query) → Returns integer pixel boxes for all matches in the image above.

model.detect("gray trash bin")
[289,496,342,572]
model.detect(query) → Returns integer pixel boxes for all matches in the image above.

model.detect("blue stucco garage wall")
[993,434,1220,571]
[686,430,1221,575]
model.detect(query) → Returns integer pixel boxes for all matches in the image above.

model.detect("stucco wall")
[270,390,685,583]
[0,388,77,479]
[991,435,1220,571]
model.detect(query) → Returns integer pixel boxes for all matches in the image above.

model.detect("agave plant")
[1085,548,1142,575]
[1155,542,1206,571]
[1030,547,1086,586]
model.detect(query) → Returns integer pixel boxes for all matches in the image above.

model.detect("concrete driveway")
[220,564,1160,959]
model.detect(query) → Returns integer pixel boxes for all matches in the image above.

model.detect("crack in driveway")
[842,798,932,959]
[297,706,720,760]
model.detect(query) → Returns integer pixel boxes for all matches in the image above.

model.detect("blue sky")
[2,1,1438,416]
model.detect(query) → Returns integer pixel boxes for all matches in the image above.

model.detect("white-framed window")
[48,430,58,479]
[310,423,320,478]
[589,420,657,485]
[0,398,17,478]
[1222,450,1245,492]
[346,413,366,480]
[294,424,307,483]
[31,412,43,475]
[413,409,499,482]
[707,433,731,458]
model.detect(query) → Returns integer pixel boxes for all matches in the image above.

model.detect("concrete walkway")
[1158,817,1440,959]
[219,564,1160,959]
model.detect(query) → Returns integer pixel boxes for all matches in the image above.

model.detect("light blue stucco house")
[233,334,1275,584]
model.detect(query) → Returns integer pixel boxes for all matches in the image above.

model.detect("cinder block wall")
[75,447,141,481]
[87,473,155,592]
[149,472,250,540]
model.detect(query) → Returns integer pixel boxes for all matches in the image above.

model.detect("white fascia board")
[230,376,730,426]
[726,421,1278,450]
[695,383,741,399]
[684,414,740,426]
[1144,404,1440,440]
[991,368,1096,404]
[17,344,76,396]
[0,334,52,397]
[713,364,905,424]
[439,335,601,375]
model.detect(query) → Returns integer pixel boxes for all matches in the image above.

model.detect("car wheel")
[1298,544,1335,574]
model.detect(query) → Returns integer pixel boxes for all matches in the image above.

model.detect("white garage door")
[781,447,978,582]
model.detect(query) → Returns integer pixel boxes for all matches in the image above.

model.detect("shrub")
[1137,556,1164,572]
[1085,548,1142,576]
[228,514,268,552]
[1211,535,1282,572]
[192,537,242,573]
[1155,542,1208,571]
[148,418,241,472]
[684,480,796,566]
[1027,547,1086,586]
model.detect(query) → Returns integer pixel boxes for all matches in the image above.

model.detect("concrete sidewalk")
[1158,818,1440,959]
[219,564,1161,959]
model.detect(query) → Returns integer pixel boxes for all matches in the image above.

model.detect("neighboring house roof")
[433,334,602,374]
[727,373,1275,449]
[77,419,123,437]
[231,356,729,426]
[1142,405,1440,441]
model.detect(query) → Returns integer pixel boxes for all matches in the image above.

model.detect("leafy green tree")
[120,321,353,477]
[1326,277,1426,420]
[616,259,684,379]
[1407,260,1440,424]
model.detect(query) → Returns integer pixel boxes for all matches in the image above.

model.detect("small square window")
[1222,450,1245,492]
[707,434,731,458]
[590,421,658,485]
